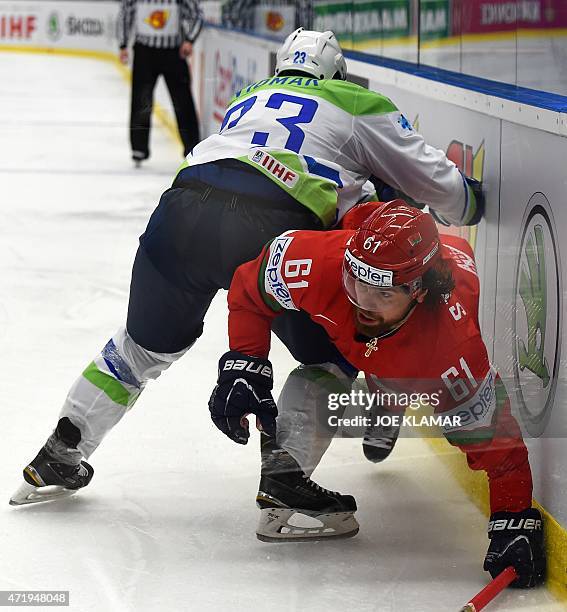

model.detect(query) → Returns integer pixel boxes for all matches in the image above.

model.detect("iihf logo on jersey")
[248,149,299,187]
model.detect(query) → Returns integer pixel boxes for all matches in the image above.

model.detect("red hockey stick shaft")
[459,567,518,611]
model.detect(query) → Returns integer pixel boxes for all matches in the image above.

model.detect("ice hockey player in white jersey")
[11,28,484,506]
[182,30,483,226]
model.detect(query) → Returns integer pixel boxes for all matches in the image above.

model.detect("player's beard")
[352,301,418,338]
[353,308,390,337]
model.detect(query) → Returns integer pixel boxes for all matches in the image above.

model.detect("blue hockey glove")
[209,351,277,444]
[483,508,546,588]
[463,176,485,226]
[368,176,425,209]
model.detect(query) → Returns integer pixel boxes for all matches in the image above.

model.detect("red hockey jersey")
[227,226,532,513]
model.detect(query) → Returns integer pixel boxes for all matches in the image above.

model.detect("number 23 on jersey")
[220,93,319,154]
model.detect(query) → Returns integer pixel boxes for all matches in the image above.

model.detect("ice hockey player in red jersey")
[208,200,545,588]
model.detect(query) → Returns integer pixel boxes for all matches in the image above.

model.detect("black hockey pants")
[126,172,352,371]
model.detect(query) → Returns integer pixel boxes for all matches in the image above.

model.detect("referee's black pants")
[130,42,200,159]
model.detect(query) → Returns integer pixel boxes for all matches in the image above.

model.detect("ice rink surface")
[0,53,562,611]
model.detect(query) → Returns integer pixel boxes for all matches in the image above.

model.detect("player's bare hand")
[119,49,129,65]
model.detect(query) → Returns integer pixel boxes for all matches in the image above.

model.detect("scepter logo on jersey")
[513,195,561,437]
[344,249,393,287]
[442,368,497,434]
[265,235,298,310]
[248,149,299,187]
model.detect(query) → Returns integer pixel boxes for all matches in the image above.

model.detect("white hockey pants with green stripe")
[276,363,356,476]
[60,326,188,459]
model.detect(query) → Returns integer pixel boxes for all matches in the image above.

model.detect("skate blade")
[9,481,78,506]
[256,507,359,543]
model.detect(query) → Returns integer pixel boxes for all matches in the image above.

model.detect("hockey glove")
[209,351,277,445]
[483,508,546,588]
[368,176,425,210]
[463,176,485,226]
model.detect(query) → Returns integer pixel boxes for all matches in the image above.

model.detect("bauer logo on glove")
[221,358,273,378]
[209,351,278,444]
[484,508,546,588]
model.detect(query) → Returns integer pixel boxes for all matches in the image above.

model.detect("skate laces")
[301,474,339,497]
[44,436,82,466]
[365,421,398,443]
[50,461,80,479]
[364,433,395,448]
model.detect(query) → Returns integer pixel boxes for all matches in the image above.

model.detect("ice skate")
[132,151,148,169]
[10,418,94,506]
[362,404,401,463]
[256,436,358,542]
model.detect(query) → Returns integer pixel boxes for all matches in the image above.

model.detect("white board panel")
[498,121,567,523]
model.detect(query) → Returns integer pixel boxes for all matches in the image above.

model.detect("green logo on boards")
[47,12,61,41]
[517,224,550,386]
[513,195,561,436]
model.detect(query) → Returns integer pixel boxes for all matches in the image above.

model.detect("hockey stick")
[459,567,518,611]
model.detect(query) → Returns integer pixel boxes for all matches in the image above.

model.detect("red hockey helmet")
[342,200,441,310]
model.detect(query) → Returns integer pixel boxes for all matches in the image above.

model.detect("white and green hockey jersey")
[183,76,474,228]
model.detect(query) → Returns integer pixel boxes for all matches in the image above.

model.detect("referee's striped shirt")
[118,0,203,49]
